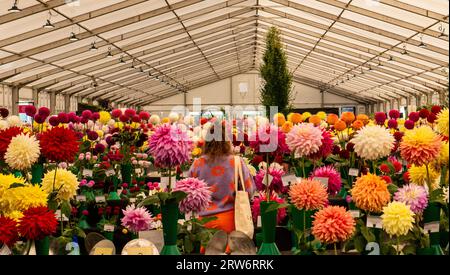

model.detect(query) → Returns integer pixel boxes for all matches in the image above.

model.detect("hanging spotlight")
[140,67,145,73]
[438,24,448,38]
[119,55,125,63]
[106,47,113,57]
[369,65,373,71]
[401,44,408,55]
[69,32,79,41]
[43,19,54,29]
[388,55,393,61]
[8,0,21,12]
[89,42,98,51]
[418,35,426,48]
[378,58,383,66]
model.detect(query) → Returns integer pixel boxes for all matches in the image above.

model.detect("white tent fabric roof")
[0,0,448,106]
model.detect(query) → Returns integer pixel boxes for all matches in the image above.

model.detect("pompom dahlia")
[351,125,395,160]
[0,126,24,160]
[289,180,328,211]
[312,206,355,244]
[286,123,322,158]
[351,173,390,213]
[251,193,287,224]
[148,123,192,168]
[5,134,40,170]
[18,207,58,240]
[173,178,212,213]
[39,126,80,162]
[394,184,428,214]
[0,216,19,247]
[400,126,441,166]
[254,166,286,194]
[381,202,414,237]
[309,129,333,160]
[121,204,154,233]
[310,165,342,195]
[436,108,449,137]
[41,169,79,201]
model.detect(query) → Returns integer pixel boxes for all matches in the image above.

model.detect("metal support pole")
[11,86,19,115]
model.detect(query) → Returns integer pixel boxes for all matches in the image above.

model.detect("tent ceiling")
[0,0,448,106]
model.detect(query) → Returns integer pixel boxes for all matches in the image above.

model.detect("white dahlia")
[5,134,41,170]
[351,125,395,160]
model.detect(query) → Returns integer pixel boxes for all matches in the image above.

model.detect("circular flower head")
[0,108,9,118]
[341,112,355,125]
[111,109,122,118]
[309,115,321,126]
[0,126,24,160]
[388,119,398,129]
[288,113,303,124]
[249,124,290,155]
[381,202,414,237]
[436,108,449,137]
[25,105,37,117]
[0,216,19,247]
[394,184,428,214]
[356,114,369,125]
[352,120,364,130]
[400,126,441,166]
[312,206,355,244]
[251,193,287,224]
[139,111,150,121]
[150,114,160,125]
[57,112,68,124]
[18,207,58,240]
[281,121,293,133]
[40,126,80,162]
[289,180,328,211]
[286,123,322,158]
[121,204,154,233]
[408,164,439,186]
[334,120,347,131]
[408,112,420,122]
[404,119,415,130]
[374,112,386,125]
[310,165,342,195]
[351,125,395,160]
[5,134,40,170]
[326,113,338,125]
[273,113,286,127]
[309,129,333,160]
[98,111,111,125]
[431,106,441,114]
[419,109,430,119]
[351,173,390,213]
[174,178,212,213]
[41,169,79,201]
[125,109,136,118]
[87,130,99,141]
[389,109,400,119]
[148,123,192,168]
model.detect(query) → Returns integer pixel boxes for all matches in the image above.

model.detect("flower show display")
[0,105,448,256]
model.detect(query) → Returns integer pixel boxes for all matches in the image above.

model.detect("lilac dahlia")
[394,184,428,214]
[174,178,212,213]
[121,204,154,233]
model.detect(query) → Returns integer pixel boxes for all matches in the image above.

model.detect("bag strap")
[235,156,246,192]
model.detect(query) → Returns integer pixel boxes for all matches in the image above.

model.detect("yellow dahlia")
[0,173,25,197]
[302,112,312,120]
[4,210,23,222]
[316,111,327,120]
[408,164,439,186]
[381,201,415,237]
[41,168,79,201]
[436,108,449,137]
[4,134,40,170]
[98,111,111,125]
[0,184,47,214]
[273,113,286,127]
[400,126,441,166]
[437,141,449,168]
[351,173,390,213]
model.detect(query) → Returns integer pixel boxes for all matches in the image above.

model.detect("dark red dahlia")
[139,111,150,121]
[419,109,430,119]
[393,131,404,142]
[25,105,37,117]
[309,129,333,160]
[0,217,19,247]
[39,126,80,162]
[431,105,441,114]
[408,112,420,122]
[0,108,9,118]
[18,207,58,240]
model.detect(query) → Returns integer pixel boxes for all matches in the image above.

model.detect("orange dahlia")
[400,126,442,166]
[352,120,364,130]
[312,206,355,244]
[341,112,355,125]
[289,180,328,211]
[327,114,339,125]
[334,120,347,131]
[287,113,303,124]
[351,173,390,213]
[274,113,286,127]
[281,121,293,133]
[356,114,370,125]
[309,115,322,126]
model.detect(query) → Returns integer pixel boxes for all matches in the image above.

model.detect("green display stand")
[421,202,443,255]
[104,231,114,241]
[31,163,44,185]
[35,236,50,255]
[78,216,90,230]
[257,201,281,255]
[121,163,132,184]
[107,191,121,201]
[290,207,314,252]
[160,201,181,255]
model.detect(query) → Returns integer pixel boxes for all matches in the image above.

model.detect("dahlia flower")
[310,165,342,195]
[437,141,449,168]
[312,206,355,244]
[254,165,286,194]
[98,111,111,125]
[0,184,47,214]
[289,180,328,211]
[249,124,290,154]
[18,207,58,240]
[148,123,192,168]
[0,126,24,160]
[443,186,449,203]
[6,116,22,128]
[394,184,428,214]
[381,202,414,237]
[173,178,212,213]
[251,193,287,224]
[41,169,79,201]
[408,164,439,186]
[351,173,390,213]
[351,125,395,160]
[400,126,441,166]
[309,129,333,160]
[0,120,8,130]
[0,173,25,197]
[286,123,322,158]
[4,134,40,170]
[0,216,19,247]
[121,204,154,233]
[39,126,80,162]
[288,113,303,124]
[436,108,449,137]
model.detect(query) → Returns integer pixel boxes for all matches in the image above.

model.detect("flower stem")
[302,157,306,179]
[334,243,338,255]
[266,153,270,202]
[425,163,432,192]
[168,166,172,192]
[372,161,376,174]
[396,236,400,255]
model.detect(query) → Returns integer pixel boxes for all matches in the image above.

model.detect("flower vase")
[121,163,132,185]
[418,202,443,255]
[160,201,181,255]
[107,176,120,201]
[35,236,50,255]
[31,163,44,185]
[290,207,314,253]
[104,231,114,241]
[257,201,281,255]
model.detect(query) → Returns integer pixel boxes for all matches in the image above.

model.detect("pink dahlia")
[309,129,333,160]
[251,192,287,224]
[173,178,212,213]
[249,124,290,155]
[121,204,153,233]
[148,124,192,168]
[254,166,286,194]
[394,184,428,214]
[310,165,342,195]
[312,206,355,244]
[286,123,323,158]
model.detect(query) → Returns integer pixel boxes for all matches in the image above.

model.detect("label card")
[0,245,11,255]
[257,216,262,227]
[135,168,142,174]
[350,210,360,218]
[129,198,136,203]
[126,247,153,255]
[282,174,298,186]
[294,152,301,159]
[83,169,93,177]
[76,195,86,202]
[105,169,115,176]
[103,224,115,232]
[95,196,106,203]
[313,177,329,188]
[55,210,69,221]
[349,168,359,177]
[366,215,382,229]
[424,221,440,234]
[93,247,114,255]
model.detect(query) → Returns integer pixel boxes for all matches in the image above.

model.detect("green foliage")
[259,26,294,116]
[177,217,218,254]
[138,191,187,207]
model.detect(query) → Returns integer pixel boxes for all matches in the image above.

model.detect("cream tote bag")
[234,156,254,239]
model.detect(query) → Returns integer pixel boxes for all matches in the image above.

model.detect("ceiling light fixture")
[69,32,78,41]
[106,47,113,57]
[418,35,426,48]
[90,42,98,51]
[119,55,125,63]
[401,44,408,55]
[438,24,448,38]
[43,19,54,29]
[388,55,393,61]
[8,0,21,12]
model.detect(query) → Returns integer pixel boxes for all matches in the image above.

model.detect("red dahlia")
[18,207,58,240]
[0,216,19,247]
[0,126,24,160]
[39,126,80,162]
